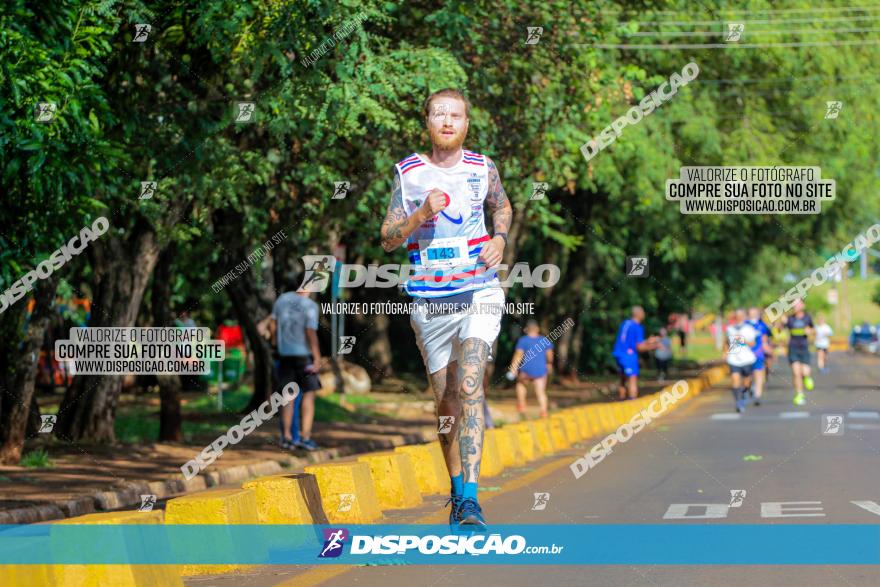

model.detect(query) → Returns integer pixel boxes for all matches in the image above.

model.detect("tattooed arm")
[478,157,513,267]
[380,171,447,252]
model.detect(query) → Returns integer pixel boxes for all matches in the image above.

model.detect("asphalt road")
[186,351,880,587]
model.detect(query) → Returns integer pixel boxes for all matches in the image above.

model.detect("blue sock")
[463,482,478,500]
[451,474,463,497]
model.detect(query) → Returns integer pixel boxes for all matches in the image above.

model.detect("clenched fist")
[419,188,450,220]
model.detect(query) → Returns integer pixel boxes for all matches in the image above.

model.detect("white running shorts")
[410,286,504,374]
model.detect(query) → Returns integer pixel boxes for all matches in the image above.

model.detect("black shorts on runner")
[729,364,754,377]
[787,347,810,365]
[279,355,322,393]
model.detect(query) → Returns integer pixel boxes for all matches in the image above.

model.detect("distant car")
[849,323,878,354]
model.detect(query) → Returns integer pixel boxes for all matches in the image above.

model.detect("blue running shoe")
[296,438,320,451]
[446,496,463,526]
[456,498,487,531]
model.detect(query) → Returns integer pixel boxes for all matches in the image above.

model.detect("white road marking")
[848,411,880,419]
[664,504,729,519]
[761,501,825,517]
[710,413,741,420]
[849,423,880,430]
[779,411,810,419]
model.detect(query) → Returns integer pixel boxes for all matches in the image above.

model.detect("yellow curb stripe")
[278,455,576,587]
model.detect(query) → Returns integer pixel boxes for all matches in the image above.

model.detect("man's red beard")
[429,126,467,151]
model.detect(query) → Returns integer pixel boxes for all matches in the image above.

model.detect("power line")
[577,39,880,50]
[620,14,880,27]
[597,5,880,17]
[624,26,880,38]
[693,74,876,85]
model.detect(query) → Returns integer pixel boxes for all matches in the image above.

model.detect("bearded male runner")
[380,89,513,530]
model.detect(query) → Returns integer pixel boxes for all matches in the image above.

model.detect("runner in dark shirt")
[783,299,814,406]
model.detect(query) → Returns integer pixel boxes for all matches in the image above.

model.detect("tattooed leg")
[431,364,461,477]
[457,338,489,486]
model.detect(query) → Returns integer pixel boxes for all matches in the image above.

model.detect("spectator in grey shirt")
[265,272,324,451]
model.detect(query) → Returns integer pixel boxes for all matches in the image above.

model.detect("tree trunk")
[55,225,161,442]
[365,312,394,380]
[151,246,183,442]
[0,277,57,464]
[212,209,274,413]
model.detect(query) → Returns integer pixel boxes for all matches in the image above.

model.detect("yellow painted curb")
[558,411,582,442]
[356,452,423,510]
[596,404,617,432]
[394,443,447,495]
[487,428,523,468]
[508,422,538,461]
[12,510,183,587]
[0,562,55,587]
[572,407,592,439]
[304,461,383,524]
[242,473,327,524]
[547,415,569,450]
[500,425,527,464]
[611,403,627,426]
[481,428,505,478]
[528,419,555,455]
[165,488,260,577]
[583,405,608,435]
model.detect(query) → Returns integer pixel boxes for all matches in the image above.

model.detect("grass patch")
[182,420,243,443]
[115,407,159,444]
[314,395,360,423]
[811,275,880,331]
[183,386,251,413]
[20,449,53,468]
[321,393,378,406]
[679,333,720,363]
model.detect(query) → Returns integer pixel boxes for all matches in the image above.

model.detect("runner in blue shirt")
[747,307,772,406]
[612,306,660,400]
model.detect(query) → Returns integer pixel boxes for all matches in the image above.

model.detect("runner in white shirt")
[814,314,833,374]
[726,309,758,413]
[380,89,512,531]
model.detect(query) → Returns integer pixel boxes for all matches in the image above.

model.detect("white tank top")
[394,149,500,298]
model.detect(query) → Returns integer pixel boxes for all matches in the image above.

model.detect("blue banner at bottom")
[2,524,880,565]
